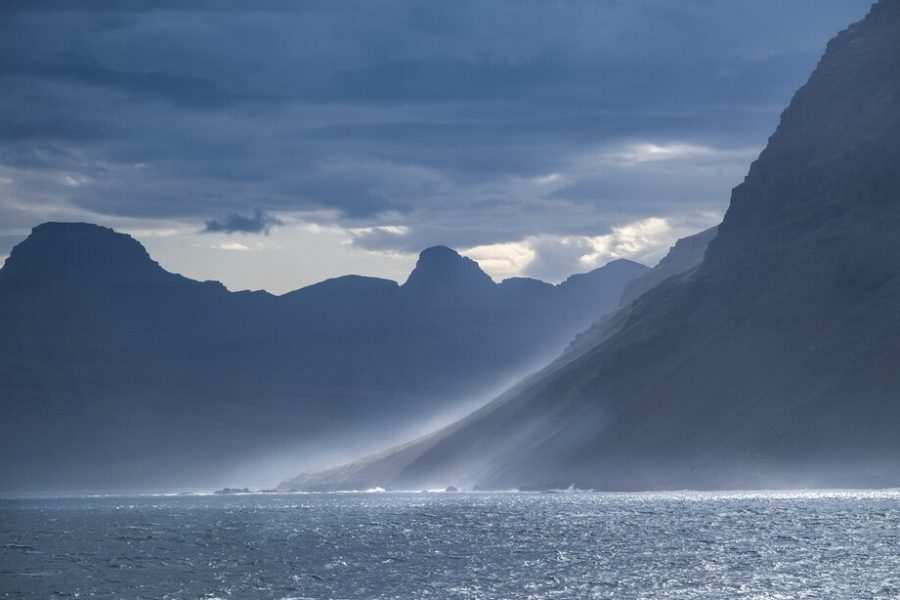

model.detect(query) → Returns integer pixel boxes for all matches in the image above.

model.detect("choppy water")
[2,490,900,599]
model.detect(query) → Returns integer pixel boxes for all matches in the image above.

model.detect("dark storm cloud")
[0,0,875,261]
[204,209,283,235]
[0,62,234,109]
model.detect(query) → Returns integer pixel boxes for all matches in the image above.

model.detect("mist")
[223,355,563,492]
[3,2,900,599]
[0,222,647,494]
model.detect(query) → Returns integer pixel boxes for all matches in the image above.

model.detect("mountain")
[280,0,900,492]
[0,224,647,491]
[618,226,717,307]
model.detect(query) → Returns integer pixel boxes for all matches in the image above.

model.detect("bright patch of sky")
[0,0,873,291]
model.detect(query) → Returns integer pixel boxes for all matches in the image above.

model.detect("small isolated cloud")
[203,209,283,235]
[215,241,252,251]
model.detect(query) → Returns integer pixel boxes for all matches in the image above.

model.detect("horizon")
[1,219,656,294]
[3,2,900,597]
[0,1,872,293]
[7,487,900,500]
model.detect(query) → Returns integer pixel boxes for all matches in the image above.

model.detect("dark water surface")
[2,491,900,599]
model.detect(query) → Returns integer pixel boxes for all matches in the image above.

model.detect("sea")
[2,490,900,599]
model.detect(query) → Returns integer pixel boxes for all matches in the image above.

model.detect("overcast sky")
[0,0,873,292]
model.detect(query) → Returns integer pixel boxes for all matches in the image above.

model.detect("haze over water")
[2,3,899,599]
[2,490,899,599]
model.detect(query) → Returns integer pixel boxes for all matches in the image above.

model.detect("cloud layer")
[0,1,873,289]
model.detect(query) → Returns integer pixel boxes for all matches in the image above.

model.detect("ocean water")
[2,491,900,599]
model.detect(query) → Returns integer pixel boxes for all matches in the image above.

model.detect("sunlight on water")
[2,491,900,599]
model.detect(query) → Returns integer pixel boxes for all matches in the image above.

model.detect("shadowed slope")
[281,0,900,492]
[0,226,647,491]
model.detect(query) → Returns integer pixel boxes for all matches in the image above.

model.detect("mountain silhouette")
[0,224,647,490]
[618,226,717,307]
[403,245,496,300]
[281,0,900,492]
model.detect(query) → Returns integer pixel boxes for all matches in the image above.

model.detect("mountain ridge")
[0,220,652,491]
[280,0,900,492]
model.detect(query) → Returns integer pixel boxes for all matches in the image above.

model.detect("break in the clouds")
[0,0,874,290]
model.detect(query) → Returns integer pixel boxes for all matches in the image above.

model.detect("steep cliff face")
[282,1,900,492]
[618,226,717,307]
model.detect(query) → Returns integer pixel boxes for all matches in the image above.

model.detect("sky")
[0,0,873,293]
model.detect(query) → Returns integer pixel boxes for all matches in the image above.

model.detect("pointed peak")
[420,244,456,254]
[403,245,495,292]
[416,245,464,262]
